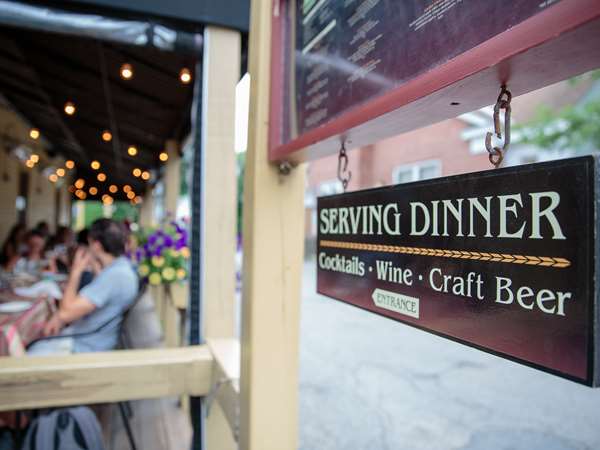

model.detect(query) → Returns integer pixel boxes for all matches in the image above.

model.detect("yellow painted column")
[201,25,241,449]
[240,1,306,448]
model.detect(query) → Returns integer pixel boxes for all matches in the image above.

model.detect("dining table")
[0,291,57,357]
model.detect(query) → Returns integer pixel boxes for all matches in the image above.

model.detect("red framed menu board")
[269,0,600,162]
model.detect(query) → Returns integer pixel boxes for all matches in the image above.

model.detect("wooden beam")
[0,346,213,412]
[208,338,240,441]
[240,0,306,448]
[201,25,241,450]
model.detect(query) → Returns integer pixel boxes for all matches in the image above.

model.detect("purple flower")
[175,239,185,250]
[148,235,158,246]
[136,249,142,261]
[154,245,164,257]
[164,236,174,247]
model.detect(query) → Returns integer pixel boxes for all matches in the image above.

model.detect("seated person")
[8,229,56,274]
[28,219,138,355]
[0,222,26,270]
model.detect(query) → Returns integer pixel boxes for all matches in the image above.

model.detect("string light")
[64,101,76,115]
[29,128,40,140]
[65,160,75,169]
[133,196,142,204]
[123,185,132,193]
[132,168,141,177]
[102,195,114,205]
[159,152,168,162]
[179,68,192,84]
[75,179,85,189]
[91,161,100,170]
[141,171,150,180]
[127,146,138,156]
[109,184,118,193]
[25,160,34,168]
[102,130,112,142]
[89,187,98,195]
[49,174,58,182]
[97,172,107,182]
[120,63,133,80]
[127,190,135,200]
[30,154,39,163]
[56,168,65,177]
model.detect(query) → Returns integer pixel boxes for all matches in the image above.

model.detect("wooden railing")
[0,339,240,441]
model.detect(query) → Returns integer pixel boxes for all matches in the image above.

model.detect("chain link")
[337,142,351,192]
[485,86,512,168]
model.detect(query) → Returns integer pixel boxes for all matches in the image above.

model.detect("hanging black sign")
[317,156,600,386]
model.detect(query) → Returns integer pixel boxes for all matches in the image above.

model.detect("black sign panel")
[317,156,600,386]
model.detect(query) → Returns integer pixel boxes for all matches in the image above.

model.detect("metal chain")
[485,85,512,168]
[337,142,351,192]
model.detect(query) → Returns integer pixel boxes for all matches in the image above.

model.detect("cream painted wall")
[0,150,19,244]
[26,167,57,234]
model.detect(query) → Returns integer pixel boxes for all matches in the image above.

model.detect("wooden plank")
[201,25,241,450]
[240,0,306,448]
[202,25,241,339]
[208,338,240,438]
[0,346,213,411]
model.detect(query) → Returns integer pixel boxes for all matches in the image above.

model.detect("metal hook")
[337,142,351,192]
[485,86,512,168]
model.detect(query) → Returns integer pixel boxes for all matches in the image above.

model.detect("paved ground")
[299,258,600,450]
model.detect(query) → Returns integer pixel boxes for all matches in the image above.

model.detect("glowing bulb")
[134,196,142,204]
[80,191,87,200]
[49,174,58,182]
[141,171,150,180]
[30,154,39,163]
[109,184,118,193]
[89,187,98,195]
[102,130,112,142]
[75,179,85,189]
[132,168,141,177]
[127,146,138,156]
[56,168,65,177]
[179,68,192,84]
[123,185,132,193]
[159,152,168,162]
[25,160,34,168]
[97,173,106,182]
[103,195,114,205]
[127,190,135,200]
[91,161,100,170]
[64,101,76,115]
[120,63,133,80]
[29,128,40,140]
[65,160,75,169]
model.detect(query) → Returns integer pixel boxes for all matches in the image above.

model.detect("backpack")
[22,407,105,450]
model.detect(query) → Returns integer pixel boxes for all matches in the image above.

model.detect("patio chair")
[22,278,148,450]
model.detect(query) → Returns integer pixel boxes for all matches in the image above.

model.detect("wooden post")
[240,0,306,448]
[163,139,183,347]
[201,25,241,450]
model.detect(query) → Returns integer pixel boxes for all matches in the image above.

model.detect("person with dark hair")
[8,229,56,274]
[0,223,26,269]
[28,218,138,355]
[34,221,50,238]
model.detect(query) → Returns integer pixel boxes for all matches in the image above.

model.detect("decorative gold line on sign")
[319,240,571,269]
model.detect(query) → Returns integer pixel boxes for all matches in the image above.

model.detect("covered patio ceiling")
[0,24,197,201]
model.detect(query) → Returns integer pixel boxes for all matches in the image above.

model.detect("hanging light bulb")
[109,184,118,193]
[123,184,132,193]
[75,179,85,189]
[159,152,168,162]
[127,146,138,156]
[64,101,76,115]
[89,186,98,195]
[65,160,75,169]
[25,160,35,168]
[91,161,101,170]
[141,171,150,180]
[102,130,112,142]
[48,174,58,182]
[120,63,133,80]
[97,172,107,182]
[56,168,65,177]
[132,168,141,177]
[29,128,40,140]
[127,190,135,200]
[179,68,192,84]
[30,154,39,164]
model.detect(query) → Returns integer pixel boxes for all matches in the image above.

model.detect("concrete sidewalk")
[299,258,600,450]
